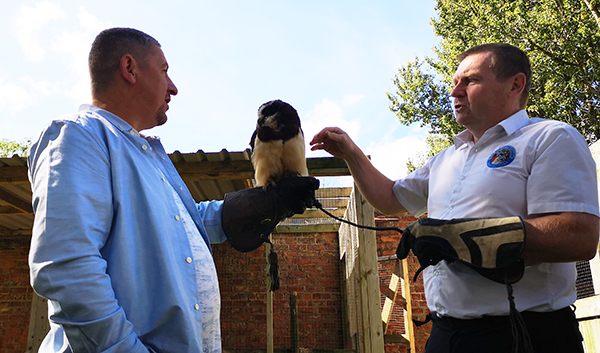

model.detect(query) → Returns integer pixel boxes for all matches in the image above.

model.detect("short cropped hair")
[89,28,160,95]
[457,43,532,107]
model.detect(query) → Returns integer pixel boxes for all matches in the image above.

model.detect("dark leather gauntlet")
[221,176,319,252]
[396,217,526,284]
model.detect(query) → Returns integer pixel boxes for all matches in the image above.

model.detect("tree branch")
[582,0,600,30]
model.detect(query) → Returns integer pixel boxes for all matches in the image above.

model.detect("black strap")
[413,313,433,327]
[505,274,533,353]
[261,234,280,292]
[314,201,404,234]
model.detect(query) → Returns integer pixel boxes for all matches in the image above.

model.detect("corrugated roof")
[0,150,351,238]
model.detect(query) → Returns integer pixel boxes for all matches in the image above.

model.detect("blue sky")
[0,1,440,186]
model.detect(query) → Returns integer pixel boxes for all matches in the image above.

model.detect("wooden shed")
[0,150,427,353]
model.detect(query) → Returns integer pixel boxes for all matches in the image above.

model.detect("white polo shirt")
[393,110,599,319]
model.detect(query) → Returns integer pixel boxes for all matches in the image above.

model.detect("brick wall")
[213,213,430,353]
[0,237,34,353]
[2,216,430,353]
[213,231,344,351]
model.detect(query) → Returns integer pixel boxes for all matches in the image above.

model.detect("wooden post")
[26,293,50,353]
[266,239,274,353]
[354,187,385,353]
[401,258,416,353]
[290,292,299,353]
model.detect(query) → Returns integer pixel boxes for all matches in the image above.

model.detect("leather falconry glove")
[396,217,526,284]
[221,176,320,252]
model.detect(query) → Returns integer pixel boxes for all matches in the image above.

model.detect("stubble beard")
[156,112,168,127]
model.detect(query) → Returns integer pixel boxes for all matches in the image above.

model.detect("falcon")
[250,99,308,187]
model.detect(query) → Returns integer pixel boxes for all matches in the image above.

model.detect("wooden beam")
[401,258,416,352]
[318,198,350,208]
[383,334,410,345]
[275,223,339,233]
[0,188,32,213]
[0,157,349,185]
[26,294,50,353]
[316,187,352,198]
[173,157,350,181]
[307,157,350,176]
[0,206,21,214]
[290,208,345,219]
[382,261,401,334]
[266,238,274,353]
[0,166,29,185]
[355,187,385,352]
[0,223,13,236]
[174,160,254,181]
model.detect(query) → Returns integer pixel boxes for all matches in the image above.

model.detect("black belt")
[428,306,574,329]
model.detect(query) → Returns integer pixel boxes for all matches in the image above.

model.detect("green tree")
[389,0,600,144]
[406,134,453,174]
[0,139,31,158]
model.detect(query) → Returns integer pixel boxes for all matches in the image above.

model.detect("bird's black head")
[255,99,302,142]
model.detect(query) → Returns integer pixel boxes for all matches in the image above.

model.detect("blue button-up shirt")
[28,105,226,353]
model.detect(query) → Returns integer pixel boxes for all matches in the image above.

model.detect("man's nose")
[168,76,178,96]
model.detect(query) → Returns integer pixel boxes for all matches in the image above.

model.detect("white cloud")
[21,76,59,97]
[366,133,428,181]
[14,2,66,62]
[303,98,362,157]
[77,6,107,32]
[53,6,109,103]
[341,94,364,106]
[0,77,32,115]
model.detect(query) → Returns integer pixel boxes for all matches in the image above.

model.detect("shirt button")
[195,304,200,310]
[449,205,455,210]
[460,175,466,180]
[142,145,148,151]
[175,215,180,221]
[162,177,166,182]
[130,130,136,135]
[186,257,192,264]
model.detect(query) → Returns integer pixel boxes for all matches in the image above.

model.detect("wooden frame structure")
[379,255,416,352]
[1,152,417,353]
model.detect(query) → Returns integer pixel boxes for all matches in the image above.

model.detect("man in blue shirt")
[28,27,318,353]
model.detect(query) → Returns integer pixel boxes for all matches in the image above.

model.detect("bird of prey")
[250,99,308,187]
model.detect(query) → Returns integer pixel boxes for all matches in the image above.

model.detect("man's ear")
[509,72,526,99]
[119,54,137,85]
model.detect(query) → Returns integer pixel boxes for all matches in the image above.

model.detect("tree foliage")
[389,0,600,143]
[406,134,453,174]
[0,139,31,158]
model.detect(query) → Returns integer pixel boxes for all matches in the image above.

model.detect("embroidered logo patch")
[487,145,516,168]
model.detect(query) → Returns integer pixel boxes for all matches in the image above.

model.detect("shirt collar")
[454,109,530,149]
[80,104,160,141]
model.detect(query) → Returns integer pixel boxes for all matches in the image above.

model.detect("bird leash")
[312,199,405,234]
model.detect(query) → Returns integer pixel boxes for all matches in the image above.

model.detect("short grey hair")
[89,27,160,95]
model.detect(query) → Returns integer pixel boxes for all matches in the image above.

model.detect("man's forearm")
[522,212,599,263]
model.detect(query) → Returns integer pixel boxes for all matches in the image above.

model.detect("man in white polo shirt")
[310,43,599,352]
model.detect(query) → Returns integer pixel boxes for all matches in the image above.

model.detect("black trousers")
[425,306,584,353]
